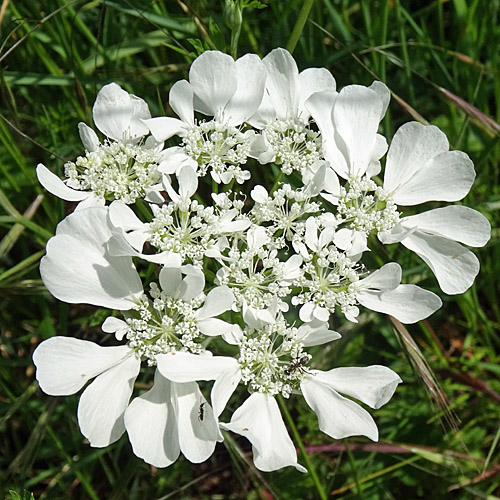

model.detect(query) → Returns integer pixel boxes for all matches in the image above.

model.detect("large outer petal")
[390,150,475,205]
[143,117,187,142]
[301,376,379,441]
[224,54,266,126]
[169,79,194,126]
[190,51,237,119]
[262,48,300,121]
[156,352,238,383]
[37,164,89,202]
[401,206,491,247]
[358,284,442,323]
[298,68,336,121]
[40,207,143,309]
[357,262,401,292]
[311,366,402,409]
[196,286,234,320]
[172,382,220,462]
[124,371,180,467]
[212,365,241,418]
[333,85,384,178]
[221,393,306,472]
[93,83,150,142]
[383,122,449,196]
[401,230,480,294]
[33,337,132,395]
[77,351,140,447]
[77,123,100,152]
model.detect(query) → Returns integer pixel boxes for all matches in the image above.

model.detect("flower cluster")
[33,49,490,472]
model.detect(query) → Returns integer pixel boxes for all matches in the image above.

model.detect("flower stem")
[286,0,315,54]
[277,394,327,500]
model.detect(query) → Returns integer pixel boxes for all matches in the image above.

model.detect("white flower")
[37,83,164,205]
[307,81,390,179]
[249,48,336,174]
[249,47,336,127]
[33,337,141,447]
[300,365,402,441]
[124,370,220,468]
[379,122,491,294]
[145,51,266,184]
[349,262,442,323]
[157,351,401,472]
[40,206,143,310]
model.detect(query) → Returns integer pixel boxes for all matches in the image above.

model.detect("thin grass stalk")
[286,0,315,54]
[277,394,327,500]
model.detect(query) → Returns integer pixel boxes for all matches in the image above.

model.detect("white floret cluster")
[33,48,490,473]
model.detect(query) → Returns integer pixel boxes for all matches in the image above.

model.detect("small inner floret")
[238,318,310,397]
[64,140,161,203]
[124,285,204,365]
[181,120,253,184]
[337,177,400,234]
[263,118,322,175]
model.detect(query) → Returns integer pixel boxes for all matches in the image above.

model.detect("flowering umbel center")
[263,118,322,175]
[64,140,161,203]
[182,120,253,183]
[238,319,310,397]
[125,283,204,365]
[337,177,400,234]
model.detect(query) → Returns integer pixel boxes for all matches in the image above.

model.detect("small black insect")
[284,355,309,376]
[198,402,206,421]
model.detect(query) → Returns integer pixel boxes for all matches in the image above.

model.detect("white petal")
[402,230,480,294]
[179,264,205,301]
[157,352,238,383]
[124,371,180,467]
[224,54,266,125]
[77,123,100,152]
[299,302,315,323]
[178,165,198,200]
[402,206,491,247]
[262,48,300,120]
[334,85,384,178]
[102,316,128,340]
[392,151,475,205]
[108,201,145,231]
[312,366,402,409]
[383,122,449,196]
[301,376,378,441]
[77,351,140,447]
[93,83,150,142]
[169,79,194,126]
[143,117,187,142]
[297,321,341,346]
[40,207,143,309]
[368,81,390,120]
[198,318,238,337]
[212,365,241,417]
[298,68,336,121]
[33,337,132,396]
[357,262,402,292]
[190,51,237,119]
[221,393,306,472]
[172,382,219,462]
[159,265,182,297]
[36,164,89,202]
[358,284,442,323]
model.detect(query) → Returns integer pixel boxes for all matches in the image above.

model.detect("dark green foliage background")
[0,0,499,498]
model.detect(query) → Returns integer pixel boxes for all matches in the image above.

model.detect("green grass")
[1,0,499,498]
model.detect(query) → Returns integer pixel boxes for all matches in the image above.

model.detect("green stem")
[230,25,242,59]
[344,439,364,498]
[286,0,315,54]
[277,395,327,500]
